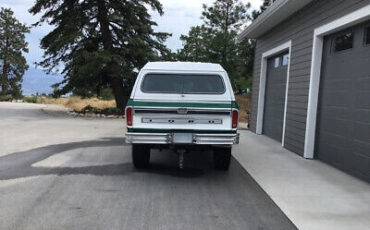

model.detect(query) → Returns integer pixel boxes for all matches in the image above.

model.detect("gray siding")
[250,0,370,156]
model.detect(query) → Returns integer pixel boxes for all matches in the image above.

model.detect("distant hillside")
[22,68,63,95]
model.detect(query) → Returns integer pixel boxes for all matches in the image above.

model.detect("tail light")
[126,107,133,126]
[232,109,239,129]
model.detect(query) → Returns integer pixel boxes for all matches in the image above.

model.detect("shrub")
[80,105,123,115]
[35,96,117,113]
[0,95,13,102]
[23,96,38,103]
[99,88,115,100]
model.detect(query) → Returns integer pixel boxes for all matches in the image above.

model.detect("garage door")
[316,22,370,182]
[263,52,289,142]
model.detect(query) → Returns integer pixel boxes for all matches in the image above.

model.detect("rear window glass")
[141,74,225,94]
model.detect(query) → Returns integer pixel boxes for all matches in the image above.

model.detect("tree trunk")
[122,95,129,112]
[97,0,113,51]
[1,76,5,96]
[1,62,8,96]
[110,77,126,110]
[97,0,126,111]
[96,85,101,97]
[1,37,9,95]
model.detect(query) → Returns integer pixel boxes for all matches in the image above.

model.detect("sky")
[1,0,262,94]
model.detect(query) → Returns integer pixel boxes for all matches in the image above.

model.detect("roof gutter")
[238,0,313,40]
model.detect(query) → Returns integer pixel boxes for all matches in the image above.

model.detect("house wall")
[250,0,370,155]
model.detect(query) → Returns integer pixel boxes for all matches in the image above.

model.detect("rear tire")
[132,144,150,169]
[213,147,231,171]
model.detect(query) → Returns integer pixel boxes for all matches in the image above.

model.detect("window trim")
[140,73,227,95]
[257,41,291,147]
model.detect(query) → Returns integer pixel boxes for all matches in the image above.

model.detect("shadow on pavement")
[0,137,298,230]
[0,137,213,180]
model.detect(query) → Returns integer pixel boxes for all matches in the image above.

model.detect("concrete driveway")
[0,102,297,230]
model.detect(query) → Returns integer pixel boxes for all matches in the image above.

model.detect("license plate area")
[173,133,193,144]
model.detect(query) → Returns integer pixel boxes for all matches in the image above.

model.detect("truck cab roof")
[142,62,226,72]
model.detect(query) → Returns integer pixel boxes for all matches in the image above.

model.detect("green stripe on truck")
[126,99,239,109]
[231,101,239,110]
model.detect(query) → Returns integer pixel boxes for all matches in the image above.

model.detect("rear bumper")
[125,132,240,145]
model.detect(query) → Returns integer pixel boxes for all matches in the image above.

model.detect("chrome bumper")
[125,132,240,145]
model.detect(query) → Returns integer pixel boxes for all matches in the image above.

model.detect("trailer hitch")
[177,149,186,169]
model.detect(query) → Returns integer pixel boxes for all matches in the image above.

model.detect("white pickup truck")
[125,62,239,170]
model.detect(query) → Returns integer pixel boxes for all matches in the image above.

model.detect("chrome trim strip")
[125,132,239,145]
[193,134,237,137]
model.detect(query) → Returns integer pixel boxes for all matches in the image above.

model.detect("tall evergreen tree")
[177,25,211,62]
[0,8,29,98]
[177,0,251,89]
[235,38,255,89]
[201,0,250,72]
[237,0,271,89]
[30,0,171,109]
[251,0,271,19]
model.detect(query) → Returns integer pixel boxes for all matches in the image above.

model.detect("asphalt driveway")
[0,102,297,230]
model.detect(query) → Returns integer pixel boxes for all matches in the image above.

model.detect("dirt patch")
[235,94,251,123]
[37,97,116,112]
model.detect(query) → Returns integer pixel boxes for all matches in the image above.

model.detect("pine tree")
[177,0,251,89]
[0,8,29,98]
[177,25,211,62]
[30,0,171,109]
[260,0,271,12]
[201,0,250,68]
[252,0,271,19]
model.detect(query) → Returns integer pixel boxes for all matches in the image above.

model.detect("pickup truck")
[125,62,239,170]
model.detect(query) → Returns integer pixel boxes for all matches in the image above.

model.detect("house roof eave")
[238,0,313,40]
